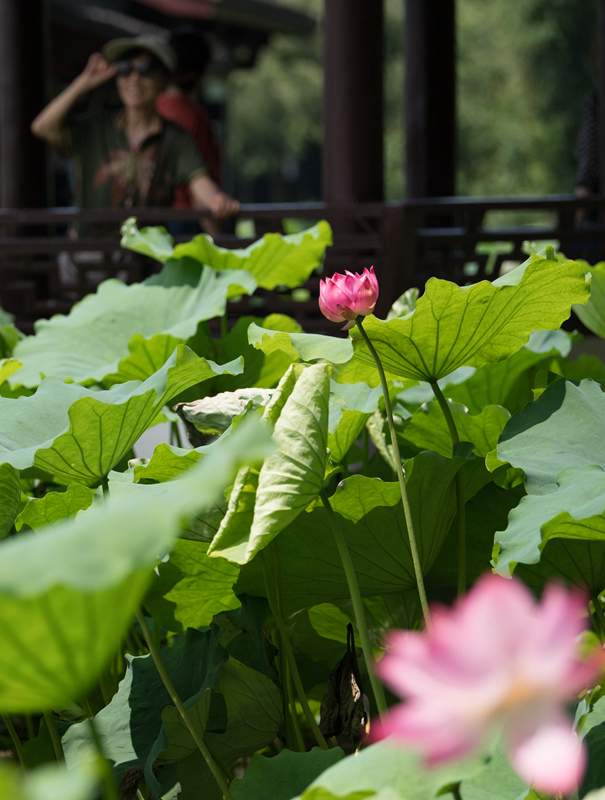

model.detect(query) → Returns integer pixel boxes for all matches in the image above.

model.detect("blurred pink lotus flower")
[374,574,604,795]
[319,266,379,330]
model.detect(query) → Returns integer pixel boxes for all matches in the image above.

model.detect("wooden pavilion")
[1,0,605,330]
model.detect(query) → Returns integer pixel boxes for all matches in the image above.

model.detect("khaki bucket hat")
[102,35,177,73]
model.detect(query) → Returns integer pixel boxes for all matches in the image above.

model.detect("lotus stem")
[429,381,467,597]
[355,318,432,628]
[320,489,387,718]
[2,714,27,772]
[135,610,234,800]
[260,552,329,750]
[593,596,605,640]
[43,710,64,762]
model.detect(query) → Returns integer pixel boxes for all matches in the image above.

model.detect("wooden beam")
[405,0,456,198]
[0,0,46,208]
[323,0,384,203]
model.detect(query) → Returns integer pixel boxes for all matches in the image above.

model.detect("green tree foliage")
[226,0,596,200]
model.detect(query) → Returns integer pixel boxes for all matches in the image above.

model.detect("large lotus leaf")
[292,741,484,800]
[574,261,605,339]
[0,419,272,713]
[144,539,241,633]
[0,358,22,388]
[171,220,332,290]
[0,463,20,539]
[236,453,493,615]
[209,363,330,564]
[342,254,588,383]
[160,658,282,775]
[203,314,300,394]
[0,761,100,800]
[0,345,241,485]
[248,323,353,366]
[119,218,174,261]
[230,747,344,800]
[402,400,510,458]
[212,595,277,680]
[580,697,605,798]
[399,330,573,416]
[426,482,525,598]
[459,739,530,800]
[16,485,95,531]
[134,443,205,483]
[62,627,228,779]
[497,379,605,495]
[11,270,255,388]
[494,465,605,580]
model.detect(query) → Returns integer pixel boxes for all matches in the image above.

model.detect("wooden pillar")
[0,0,46,208]
[323,0,384,203]
[405,0,456,198]
[598,0,605,198]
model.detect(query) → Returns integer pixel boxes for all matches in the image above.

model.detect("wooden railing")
[0,196,604,333]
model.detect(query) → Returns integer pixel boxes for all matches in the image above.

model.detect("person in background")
[156,28,222,234]
[31,35,238,219]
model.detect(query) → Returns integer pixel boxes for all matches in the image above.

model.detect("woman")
[31,35,238,218]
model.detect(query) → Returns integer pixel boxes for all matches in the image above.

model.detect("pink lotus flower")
[319,266,379,330]
[374,574,604,795]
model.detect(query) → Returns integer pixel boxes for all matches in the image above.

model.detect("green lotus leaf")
[122,217,332,289]
[493,465,605,580]
[236,453,493,615]
[230,747,345,800]
[574,261,605,339]
[134,442,205,483]
[0,463,20,539]
[0,358,22,387]
[62,627,228,782]
[171,220,333,290]
[209,363,330,564]
[459,738,530,800]
[427,482,524,597]
[119,217,174,262]
[0,761,100,800]
[248,323,353,366]
[0,418,271,713]
[402,400,510,458]
[580,697,605,798]
[497,379,605,495]
[144,539,241,633]
[292,740,484,800]
[0,345,242,485]
[345,253,589,383]
[16,485,95,531]
[11,270,256,388]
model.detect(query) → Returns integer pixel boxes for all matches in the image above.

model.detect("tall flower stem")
[43,710,64,762]
[429,380,466,597]
[320,489,387,717]
[260,552,329,750]
[134,610,234,800]
[2,714,26,772]
[355,318,431,629]
[593,596,605,640]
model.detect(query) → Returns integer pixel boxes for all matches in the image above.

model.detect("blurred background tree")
[225,0,596,202]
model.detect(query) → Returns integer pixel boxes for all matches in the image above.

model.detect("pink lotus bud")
[319,267,379,330]
[372,574,605,795]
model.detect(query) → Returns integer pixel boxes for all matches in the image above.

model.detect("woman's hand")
[75,54,118,93]
[207,191,241,219]
[190,175,240,219]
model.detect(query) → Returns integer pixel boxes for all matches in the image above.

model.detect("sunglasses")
[115,59,159,78]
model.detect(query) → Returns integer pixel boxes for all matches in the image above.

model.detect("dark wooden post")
[0,0,47,208]
[405,0,456,198]
[598,0,605,202]
[323,0,384,204]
